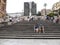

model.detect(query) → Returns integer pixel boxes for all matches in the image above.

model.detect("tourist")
[56,18,59,23]
[41,26,45,33]
[34,23,39,33]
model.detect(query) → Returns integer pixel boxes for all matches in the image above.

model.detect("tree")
[58,8,60,15]
[44,3,47,15]
[37,12,41,16]
[44,3,47,8]
[47,12,55,17]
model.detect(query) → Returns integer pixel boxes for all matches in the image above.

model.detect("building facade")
[24,2,30,16]
[52,1,60,10]
[31,2,37,15]
[0,0,6,18]
[24,2,37,16]
[41,9,51,16]
[52,1,60,15]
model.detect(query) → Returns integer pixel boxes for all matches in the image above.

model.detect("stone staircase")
[0,20,60,38]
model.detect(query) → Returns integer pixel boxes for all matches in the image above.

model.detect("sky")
[6,0,60,13]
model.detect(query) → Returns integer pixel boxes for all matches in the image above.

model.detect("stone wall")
[0,0,6,18]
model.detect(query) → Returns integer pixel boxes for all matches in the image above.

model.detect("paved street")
[0,39,60,45]
[0,19,60,38]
